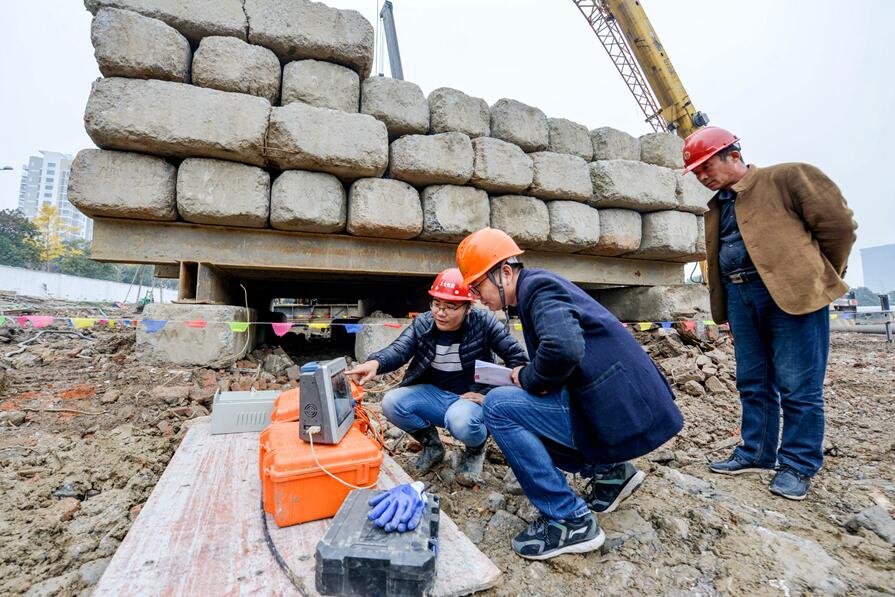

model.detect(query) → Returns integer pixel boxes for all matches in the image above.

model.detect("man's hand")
[460,392,485,405]
[346,360,379,386]
[510,366,524,388]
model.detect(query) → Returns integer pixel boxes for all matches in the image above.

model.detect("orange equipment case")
[259,421,384,527]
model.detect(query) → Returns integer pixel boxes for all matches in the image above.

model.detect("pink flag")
[23,316,54,328]
[185,320,207,328]
[683,321,697,331]
[271,322,293,337]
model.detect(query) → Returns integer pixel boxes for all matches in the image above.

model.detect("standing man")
[456,229,683,560]
[684,126,857,500]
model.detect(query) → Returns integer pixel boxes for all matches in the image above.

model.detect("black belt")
[725,270,761,284]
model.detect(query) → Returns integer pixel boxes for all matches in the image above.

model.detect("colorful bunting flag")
[702,319,716,326]
[384,323,402,329]
[185,320,207,328]
[23,316,54,328]
[344,324,363,334]
[308,323,329,329]
[143,320,167,333]
[71,318,97,329]
[0,316,5,326]
[513,323,523,330]
[622,323,629,328]
[659,322,673,329]
[228,322,250,332]
[271,322,293,337]
[683,321,697,331]
[829,313,838,320]
[637,322,653,331]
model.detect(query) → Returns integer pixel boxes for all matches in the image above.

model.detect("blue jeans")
[725,278,830,476]
[381,384,487,448]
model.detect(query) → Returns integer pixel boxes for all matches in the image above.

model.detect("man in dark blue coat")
[456,228,683,560]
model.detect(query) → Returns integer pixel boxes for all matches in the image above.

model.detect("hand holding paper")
[474,360,515,387]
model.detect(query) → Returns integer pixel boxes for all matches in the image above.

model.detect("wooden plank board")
[94,420,501,596]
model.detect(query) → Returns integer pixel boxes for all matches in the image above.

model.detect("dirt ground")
[1,294,893,596]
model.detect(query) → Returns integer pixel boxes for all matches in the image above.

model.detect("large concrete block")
[270,170,346,233]
[676,171,713,214]
[267,102,388,178]
[541,201,600,253]
[696,215,706,254]
[176,158,270,228]
[137,304,257,366]
[418,185,490,242]
[68,149,176,220]
[639,132,684,169]
[469,137,533,194]
[282,59,359,113]
[347,178,421,239]
[192,36,281,104]
[591,127,640,161]
[85,0,248,42]
[596,285,710,323]
[355,316,410,363]
[627,210,699,260]
[245,0,374,77]
[389,132,474,187]
[91,8,190,82]
[84,77,270,166]
[361,77,429,138]
[529,152,592,201]
[580,209,641,256]
[547,117,592,160]
[428,87,490,138]
[588,159,677,211]
[490,99,548,152]
[489,196,549,248]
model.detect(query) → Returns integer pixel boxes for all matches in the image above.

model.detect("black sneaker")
[583,462,646,513]
[511,513,605,560]
[709,453,774,475]
[769,466,811,500]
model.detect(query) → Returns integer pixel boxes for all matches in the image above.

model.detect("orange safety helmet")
[456,228,524,286]
[428,268,475,302]
[682,126,741,174]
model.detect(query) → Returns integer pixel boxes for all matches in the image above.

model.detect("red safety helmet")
[682,126,740,173]
[428,268,475,302]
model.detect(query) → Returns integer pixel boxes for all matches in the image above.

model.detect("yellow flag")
[514,323,523,330]
[71,318,97,329]
[228,322,250,332]
[637,322,652,331]
[829,313,838,320]
[309,323,330,329]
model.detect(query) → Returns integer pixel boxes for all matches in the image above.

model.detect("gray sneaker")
[583,462,646,513]
[511,513,605,560]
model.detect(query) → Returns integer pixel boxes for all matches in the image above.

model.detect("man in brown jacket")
[683,126,857,500]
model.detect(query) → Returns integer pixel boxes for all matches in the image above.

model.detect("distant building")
[17,151,93,241]
[861,243,895,293]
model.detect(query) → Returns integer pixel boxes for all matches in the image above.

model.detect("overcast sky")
[1,0,892,287]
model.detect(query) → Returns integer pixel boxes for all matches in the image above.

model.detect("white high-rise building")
[17,151,93,241]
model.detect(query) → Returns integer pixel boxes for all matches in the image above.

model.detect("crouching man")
[347,268,528,486]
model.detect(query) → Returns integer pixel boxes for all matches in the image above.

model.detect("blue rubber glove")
[367,482,426,533]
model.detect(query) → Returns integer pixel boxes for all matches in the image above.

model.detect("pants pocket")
[574,362,655,447]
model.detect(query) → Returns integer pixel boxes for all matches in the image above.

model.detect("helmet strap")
[487,264,511,331]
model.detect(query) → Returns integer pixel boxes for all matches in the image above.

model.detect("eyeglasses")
[430,300,464,314]
[468,278,488,298]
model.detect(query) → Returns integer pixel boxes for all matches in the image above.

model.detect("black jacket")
[368,309,529,394]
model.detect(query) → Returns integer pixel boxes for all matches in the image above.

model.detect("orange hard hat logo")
[456,228,524,286]
[682,126,740,174]
[428,268,474,302]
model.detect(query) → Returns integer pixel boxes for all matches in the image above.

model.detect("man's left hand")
[461,392,485,404]
[510,366,524,388]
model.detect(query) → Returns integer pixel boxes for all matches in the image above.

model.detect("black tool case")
[315,488,440,597]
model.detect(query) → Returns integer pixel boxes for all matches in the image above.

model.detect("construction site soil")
[1,294,892,596]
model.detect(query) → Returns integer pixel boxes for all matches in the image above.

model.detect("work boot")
[409,426,445,474]
[456,441,487,487]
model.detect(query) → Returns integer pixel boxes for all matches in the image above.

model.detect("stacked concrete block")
[192,37,281,104]
[676,172,713,214]
[267,102,388,178]
[85,77,270,166]
[90,8,190,83]
[389,133,474,186]
[347,179,422,239]
[245,0,374,77]
[176,158,270,228]
[418,186,490,242]
[588,160,678,211]
[529,152,592,201]
[428,88,490,138]
[541,201,600,253]
[270,171,346,233]
[547,118,593,160]
[355,316,410,362]
[696,216,706,255]
[469,137,533,194]
[68,149,177,221]
[281,60,360,113]
[489,196,550,247]
[639,133,684,169]
[361,78,429,138]
[627,211,699,260]
[591,127,641,161]
[580,209,642,257]
[85,0,249,42]
[596,285,710,322]
[490,99,549,152]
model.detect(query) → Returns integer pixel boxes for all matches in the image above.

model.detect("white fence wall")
[0,265,177,303]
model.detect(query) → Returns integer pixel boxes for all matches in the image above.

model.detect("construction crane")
[572,0,708,140]
[378,1,404,80]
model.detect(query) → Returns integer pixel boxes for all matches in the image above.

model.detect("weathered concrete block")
[192,36,280,104]
[676,172,713,214]
[270,170,346,233]
[68,149,176,220]
[361,77,429,137]
[591,127,640,161]
[529,152,592,201]
[580,209,641,256]
[541,201,600,253]
[267,102,388,178]
[639,132,684,169]
[347,179,421,239]
[85,0,247,42]
[245,0,374,77]
[470,137,533,194]
[282,59,359,113]
[176,158,270,228]
[91,8,190,82]
[596,285,710,322]
[418,185,490,242]
[84,77,269,166]
[137,304,257,366]
[627,210,699,260]
[428,87,490,138]
[547,118,592,160]
[588,159,677,211]
[490,99,548,152]
[389,132,473,187]
[489,196,549,248]
[355,316,410,363]
[696,215,706,254]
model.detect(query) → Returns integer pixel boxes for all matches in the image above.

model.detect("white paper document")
[474,360,515,387]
